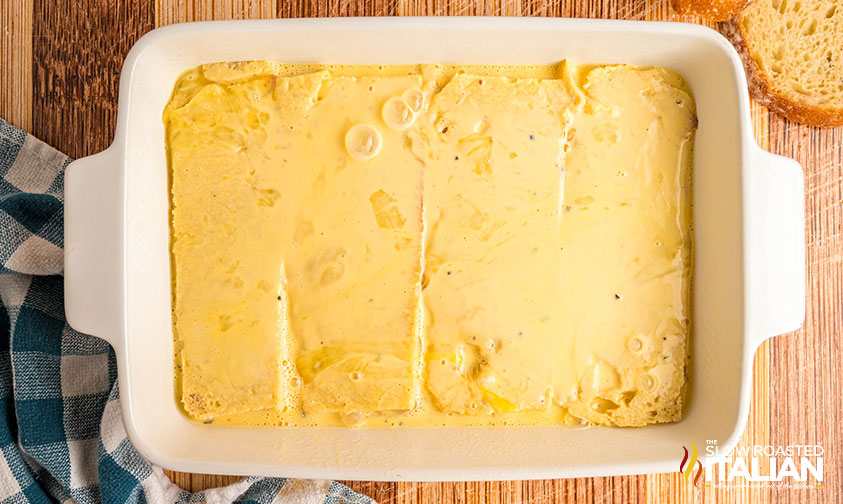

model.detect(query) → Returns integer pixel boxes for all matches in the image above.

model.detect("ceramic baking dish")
[63,17,805,481]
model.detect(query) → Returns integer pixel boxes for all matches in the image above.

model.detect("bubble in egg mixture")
[637,373,657,391]
[345,124,382,161]
[627,335,646,353]
[340,411,367,427]
[401,89,424,113]
[382,97,415,130]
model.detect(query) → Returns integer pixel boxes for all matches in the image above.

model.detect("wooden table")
[1,1,839,502]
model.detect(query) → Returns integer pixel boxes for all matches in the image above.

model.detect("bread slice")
[720,0,843,127]
[282,74,425,419]
[554,65,695,427]
[417,73,575,416]
[168,73,327,421]
[670,0,752,21]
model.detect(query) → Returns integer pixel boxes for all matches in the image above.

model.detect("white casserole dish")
[63,17,805,481]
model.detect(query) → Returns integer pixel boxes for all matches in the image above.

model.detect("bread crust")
[670,0,752,21]
[719,18,843,127]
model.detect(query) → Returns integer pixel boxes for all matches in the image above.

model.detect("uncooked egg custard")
[165,61,695,428]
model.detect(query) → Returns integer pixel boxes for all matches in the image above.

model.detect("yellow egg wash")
[165,61,695,428]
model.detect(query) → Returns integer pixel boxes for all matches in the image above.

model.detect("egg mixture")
[165,61,695,428]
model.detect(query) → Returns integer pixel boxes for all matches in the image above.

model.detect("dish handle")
[745,146,806,348]
[63,147,124,349]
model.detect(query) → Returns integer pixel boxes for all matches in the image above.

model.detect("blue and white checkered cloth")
[0,118,375,504]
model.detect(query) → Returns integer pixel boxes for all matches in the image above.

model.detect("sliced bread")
[670,0,753,21]
[720,0,843,127]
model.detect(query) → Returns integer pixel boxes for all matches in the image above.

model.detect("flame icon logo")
[680,441,704,486]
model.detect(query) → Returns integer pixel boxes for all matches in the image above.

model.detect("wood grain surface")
[1,0,840,502]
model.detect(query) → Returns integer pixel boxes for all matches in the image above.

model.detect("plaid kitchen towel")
[0,117,375,504]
